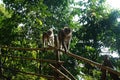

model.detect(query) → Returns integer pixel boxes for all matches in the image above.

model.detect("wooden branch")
[1,65,54,79]
[49,64,71,80]
[18,70,54,79]
[58,49,120,76]
[1,46,120,76]
[1,46,55,51]
[60,65,76,80]
[1,54,64,64]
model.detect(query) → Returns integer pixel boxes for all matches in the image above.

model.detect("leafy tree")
[0,0,120,79]
[0,0,50,79]
[72,0,120,79]
[0,0,78,79]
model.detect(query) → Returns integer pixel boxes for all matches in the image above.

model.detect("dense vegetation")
[0,0,120,79]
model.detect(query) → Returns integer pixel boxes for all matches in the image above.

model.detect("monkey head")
[63,27,72,36]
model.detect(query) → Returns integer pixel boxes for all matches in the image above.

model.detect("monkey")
[101,55,120,80]
[58,27,72,53]
[42,28,54,47]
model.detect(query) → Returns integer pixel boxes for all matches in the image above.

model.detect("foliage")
[71,0,120,78]
[0,0,120,80]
